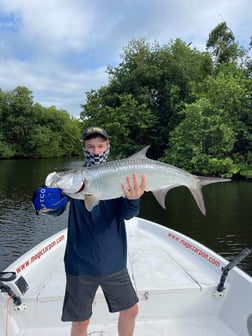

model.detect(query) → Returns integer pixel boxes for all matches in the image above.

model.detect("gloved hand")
[32,186,68,215]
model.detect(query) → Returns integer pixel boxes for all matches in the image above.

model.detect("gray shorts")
[61,268,138,322]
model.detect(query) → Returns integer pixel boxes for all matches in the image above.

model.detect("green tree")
[163,98,236,176]
[81,93,155,157]
[164,68,252,177]
[0,87,82,159]
[27,105,81,158]
[81,38,212,156]
[1,86,34,157]
[0,89,14,158]
[206,22,241,66]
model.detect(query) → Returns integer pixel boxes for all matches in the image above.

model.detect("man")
[32,127,147,336]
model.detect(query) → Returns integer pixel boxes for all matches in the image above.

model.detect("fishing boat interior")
[0,217,252,336]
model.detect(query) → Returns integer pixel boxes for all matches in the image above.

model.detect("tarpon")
[45,146,230,215]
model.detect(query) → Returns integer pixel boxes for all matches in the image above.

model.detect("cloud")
[0,0,251,117]
[0,57,108,115]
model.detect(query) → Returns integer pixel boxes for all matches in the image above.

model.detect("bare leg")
[118,304,138,336]
[71,320,90,336]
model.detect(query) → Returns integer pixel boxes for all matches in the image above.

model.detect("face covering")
[82,144,110,167]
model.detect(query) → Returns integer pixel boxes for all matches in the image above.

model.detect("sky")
[0,0,251,118]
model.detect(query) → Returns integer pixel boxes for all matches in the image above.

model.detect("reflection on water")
[0,158,251,276]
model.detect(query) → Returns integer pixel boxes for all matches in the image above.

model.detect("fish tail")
[190,176,231,215]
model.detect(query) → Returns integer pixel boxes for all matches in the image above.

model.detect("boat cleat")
[212,289,226,298]
[13,302,27,312]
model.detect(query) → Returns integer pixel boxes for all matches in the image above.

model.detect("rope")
[5,294,14,336]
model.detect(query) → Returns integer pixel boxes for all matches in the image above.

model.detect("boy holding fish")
[32,126,147,336]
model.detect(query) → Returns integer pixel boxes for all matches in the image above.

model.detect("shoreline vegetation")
[0,22,251,179]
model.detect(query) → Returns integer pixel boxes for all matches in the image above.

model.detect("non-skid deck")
[20,317,237,336]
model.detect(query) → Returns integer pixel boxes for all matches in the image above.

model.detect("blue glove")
[32,186,68,215]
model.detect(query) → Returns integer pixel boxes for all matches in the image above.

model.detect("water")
[0,158,251,276]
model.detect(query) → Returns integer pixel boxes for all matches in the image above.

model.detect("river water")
[0,158,251,276]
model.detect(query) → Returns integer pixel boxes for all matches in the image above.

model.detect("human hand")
[32,186,68,215]
[122,173,147,200]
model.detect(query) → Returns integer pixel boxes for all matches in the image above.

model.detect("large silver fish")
[45,146,230,215]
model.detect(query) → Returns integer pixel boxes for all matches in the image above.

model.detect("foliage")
[162,66,252,177]
[162,98,237,176]
[81,91,155,157]
[0,21,252,179]
[81,38,213,157]
[0,87,82,159]
[206,22,240,66]
[80,22,252,177]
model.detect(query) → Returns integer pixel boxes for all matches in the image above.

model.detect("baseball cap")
[82,126,109,140]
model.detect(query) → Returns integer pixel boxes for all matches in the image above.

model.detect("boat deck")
[2,217,250,336]
[21,317,236,336]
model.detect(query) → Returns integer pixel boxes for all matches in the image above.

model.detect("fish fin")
[84,194,100,211]
[45,171,58,187]
[197,176,231,185]
[189,185,206,216]
[128,146,150,159]
[189,177,231,216]
[152,185,179,209]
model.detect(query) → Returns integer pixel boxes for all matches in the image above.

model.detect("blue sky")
[0,0,251,118]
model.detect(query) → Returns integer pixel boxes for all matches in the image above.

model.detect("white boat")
[1,216,252,336]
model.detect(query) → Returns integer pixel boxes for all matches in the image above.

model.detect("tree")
[162,98,236,176]
[26,105,82,158]
[164,67,252,177]
[82,38,212,156]
[0,87,82,158]
[81,92,155,157]
[1,86,34,157]
[0,89,14,158]
[206,22,240,66]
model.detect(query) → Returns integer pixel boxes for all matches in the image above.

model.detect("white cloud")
[0,58,108,115]
[0,0,251,117]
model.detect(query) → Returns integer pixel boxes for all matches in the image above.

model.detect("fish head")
[45,170,85,194]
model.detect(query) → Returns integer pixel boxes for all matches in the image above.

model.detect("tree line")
[0,86,82,158]
[0,22,251,178]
